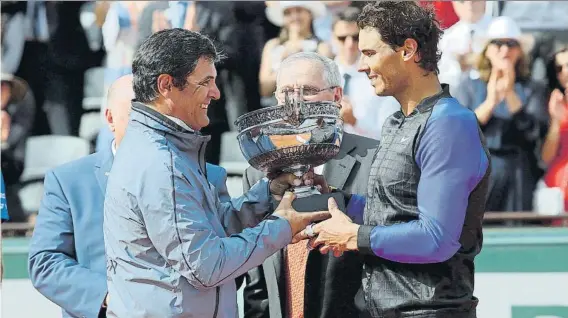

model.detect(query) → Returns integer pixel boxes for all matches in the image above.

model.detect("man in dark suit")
[242,52,387,318]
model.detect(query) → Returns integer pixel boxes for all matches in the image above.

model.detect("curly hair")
[357,1,443,74]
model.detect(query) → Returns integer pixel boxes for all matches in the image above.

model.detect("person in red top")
[419,0,459,29]
[541,47,568,223]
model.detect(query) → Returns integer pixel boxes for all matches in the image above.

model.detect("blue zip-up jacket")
[103,103,292,318]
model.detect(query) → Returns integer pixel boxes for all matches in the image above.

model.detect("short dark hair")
[332,6,361,30]
[357,1,442,74]
[132,28,223,103]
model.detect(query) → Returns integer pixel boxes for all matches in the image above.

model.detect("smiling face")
[157,57,221,130]
[357,27,407,97]
[276,59,341,104]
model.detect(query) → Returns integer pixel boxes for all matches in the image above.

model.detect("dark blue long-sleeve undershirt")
[345,103,489,263]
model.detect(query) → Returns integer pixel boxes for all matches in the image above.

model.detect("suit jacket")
[28,143,229,318]
[242,132,380,318]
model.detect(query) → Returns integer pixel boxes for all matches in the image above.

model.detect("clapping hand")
[549,88,568,125]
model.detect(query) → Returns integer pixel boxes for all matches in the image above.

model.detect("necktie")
[343,73,352,96]
[285,241,310,318]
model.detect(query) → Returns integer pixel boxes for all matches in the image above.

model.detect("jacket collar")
[94,142,114,194]
[130,102,211,154]
[323,133,357,190]
[415,84,452,113]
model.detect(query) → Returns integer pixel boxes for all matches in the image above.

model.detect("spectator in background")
[40,2,102,136]
[419,0,459,29]
[312,1,351,45]
[455,17,548,213]
[260,1,333,107]
[438,0,492,95]
[332,7,399,140]
[96,1,146,152]
[101,2,145,86]
[12,1,49,135]
[1,73,33,223]
[1,2,26,75]
[537,47,568,223]
[135,1,169,49]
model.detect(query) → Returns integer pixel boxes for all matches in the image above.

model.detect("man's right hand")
[273,192,330,241]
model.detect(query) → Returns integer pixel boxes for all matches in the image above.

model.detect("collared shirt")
[165,115,194,132]
[336,57,400,141]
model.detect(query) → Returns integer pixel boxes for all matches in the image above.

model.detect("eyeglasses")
[555,63,568,74]
[490,39,520,48]
[275,86,338,100]
[336,34,359,43]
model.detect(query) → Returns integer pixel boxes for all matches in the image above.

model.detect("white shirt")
[111,140,117,156]
[438,15,493,93]
[165,115,194,132]
[336,58,400,141]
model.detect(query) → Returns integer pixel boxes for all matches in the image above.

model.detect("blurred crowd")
[1,1,568,233]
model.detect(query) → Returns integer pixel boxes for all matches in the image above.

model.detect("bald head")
[105,75,134,147]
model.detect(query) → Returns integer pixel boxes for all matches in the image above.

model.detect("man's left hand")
[297,198,360,257]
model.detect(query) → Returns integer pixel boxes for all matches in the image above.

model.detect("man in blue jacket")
[103,29,329,317]
[27,75,232,318]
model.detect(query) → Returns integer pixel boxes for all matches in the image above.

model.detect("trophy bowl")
[234,100,343,180]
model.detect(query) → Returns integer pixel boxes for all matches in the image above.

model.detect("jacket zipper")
[204,137,218,318]
[212,286,220,318]
[198,142,207,179]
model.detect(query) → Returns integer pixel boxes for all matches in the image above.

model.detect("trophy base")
[272,189,346,214]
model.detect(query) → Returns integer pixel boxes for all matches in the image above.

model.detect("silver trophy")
[235,87,345,210]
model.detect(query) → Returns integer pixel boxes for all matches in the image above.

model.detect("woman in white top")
[259,1,333,107]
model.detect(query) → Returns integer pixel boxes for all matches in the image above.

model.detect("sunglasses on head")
[490,39,520,48]
[337,34,359,42]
